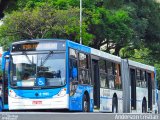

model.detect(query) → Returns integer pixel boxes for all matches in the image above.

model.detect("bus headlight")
[9,89,21,98]
[57,88,66,97]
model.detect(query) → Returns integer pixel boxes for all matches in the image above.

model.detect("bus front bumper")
[8,94,69,110]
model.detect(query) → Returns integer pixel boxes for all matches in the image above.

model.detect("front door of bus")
[2,56,9,109]
[92,60,100,109]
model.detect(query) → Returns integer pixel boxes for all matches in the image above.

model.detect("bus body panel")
[8,94,69,110]
[0,39,158,113]
[66,40,91,54]
[91,48,121,63]
[91,48,123,113]
[66,40,93,111]
[9,87,63,99]
[135,87,148,113]
[3,40,68,110]
[69,85,93,111]
[8,86,69,110]
[100,88,123,112]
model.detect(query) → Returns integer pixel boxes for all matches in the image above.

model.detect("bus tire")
[82,93,90,112]
[142,101,147,113]
[112,97,118,113]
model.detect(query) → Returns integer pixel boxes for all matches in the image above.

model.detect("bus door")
[130,68,136,110]
[2,54,10,109]
[147,72,152,111]
[92,59,100,109]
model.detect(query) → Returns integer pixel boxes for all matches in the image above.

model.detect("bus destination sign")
[11,40,65,52]
[22,44,38,50]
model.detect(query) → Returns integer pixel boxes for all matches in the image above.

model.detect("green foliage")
[1,0,160,88]
[0,5,93,48]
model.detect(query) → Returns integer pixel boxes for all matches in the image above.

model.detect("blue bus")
[0,39,158,113]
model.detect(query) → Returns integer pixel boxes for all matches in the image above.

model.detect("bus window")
[136,69,141,87]
[99,59,106,73]
[136,69,147,88]
[69,48,77,59]
[115,64,122,90]
[151,72,155,89]
[79,53,87,69]
[11,52,66,87]
[70,59,78,81]
[78,53,90,84]
[140,71,147,88]
[99,59,108,88]
[69,48,78,96]
[151,72,155,105]
[106,61,115,89]
[69,49,78,81]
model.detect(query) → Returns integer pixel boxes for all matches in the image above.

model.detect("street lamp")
[80,0,82,44]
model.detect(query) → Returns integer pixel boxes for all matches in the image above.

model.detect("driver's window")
[69,48,78,96]
[69,48,78,81]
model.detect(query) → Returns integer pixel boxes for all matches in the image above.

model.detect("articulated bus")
[0,39,158,113]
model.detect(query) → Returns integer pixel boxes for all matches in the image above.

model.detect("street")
[0,112,160,120]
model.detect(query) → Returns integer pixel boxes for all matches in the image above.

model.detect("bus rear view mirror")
[1,51,10,70]
[4,55,9,59]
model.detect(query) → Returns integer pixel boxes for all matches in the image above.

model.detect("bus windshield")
[10,52,66,88]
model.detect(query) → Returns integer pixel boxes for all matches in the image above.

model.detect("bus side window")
[69,48,78,96]
[115,63,122,90]
[106,61,115,89]
[99,59,107,88]
[78,53,90,85]
[69,48,78,81]
[136,69,141,87]
[141,71,147,88]
[70,59,78,81]
[136,69,147,88]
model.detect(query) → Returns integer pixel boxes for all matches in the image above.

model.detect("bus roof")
[12,39,66,45]
[128,60,155,72]
[11,39,155,71]
[91,48,121,63]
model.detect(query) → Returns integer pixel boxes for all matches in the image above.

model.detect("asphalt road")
[0,112,159,120]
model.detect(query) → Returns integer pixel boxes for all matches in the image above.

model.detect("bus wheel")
[142,101,147,113]
[112,97,118,113]
[82,94,90,112]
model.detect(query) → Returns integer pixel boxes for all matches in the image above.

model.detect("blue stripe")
[66,41,91,53]
[4,104,8,110]
[66,41,69,94]
[1,51,10,70]
[100,97,123,100]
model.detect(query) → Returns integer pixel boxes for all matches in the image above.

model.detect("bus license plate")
[32,101,42,105]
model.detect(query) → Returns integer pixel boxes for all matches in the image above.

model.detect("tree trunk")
[114,45,122,56]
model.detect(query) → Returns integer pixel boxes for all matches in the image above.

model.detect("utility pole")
[80,0,82,44]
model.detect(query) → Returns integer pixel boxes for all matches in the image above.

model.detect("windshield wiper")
[23,51,33,64]
[41,51,53,66]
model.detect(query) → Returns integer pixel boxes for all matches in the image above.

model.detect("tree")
[1,0,160,87]
[87,8,133,56]
[0,5,93,49]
